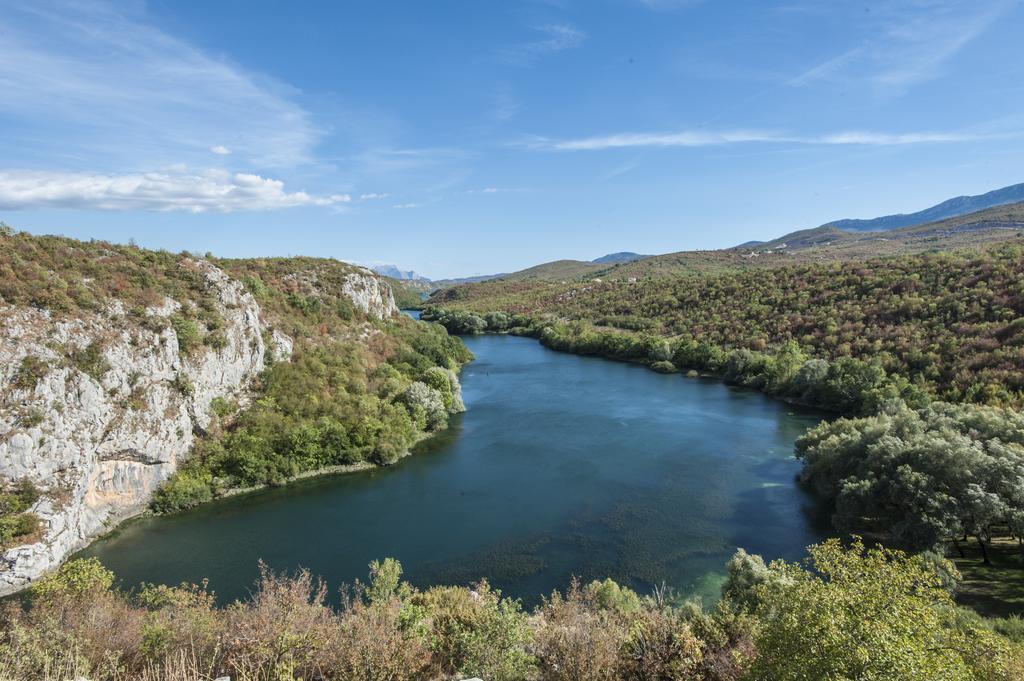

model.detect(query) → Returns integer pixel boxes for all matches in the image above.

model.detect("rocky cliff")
[0,259,397,595]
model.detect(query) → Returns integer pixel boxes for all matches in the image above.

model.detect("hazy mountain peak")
[371,264,430,282]
[824,182,1024,232]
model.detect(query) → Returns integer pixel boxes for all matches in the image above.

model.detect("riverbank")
[0,418,457,600]
[75,332,824,607]
[183,426,446,504]
[420,307,927,418]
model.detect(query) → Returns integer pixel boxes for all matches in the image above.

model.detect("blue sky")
[1,0,1023,278]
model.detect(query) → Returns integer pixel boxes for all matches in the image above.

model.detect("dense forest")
[3,539,1021,681]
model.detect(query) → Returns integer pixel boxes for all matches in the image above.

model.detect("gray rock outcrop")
[0,259,397,594]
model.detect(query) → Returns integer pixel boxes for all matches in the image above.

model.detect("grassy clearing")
[955,536,1024,617]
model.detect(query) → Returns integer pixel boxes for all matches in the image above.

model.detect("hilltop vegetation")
[3,538,1021,681]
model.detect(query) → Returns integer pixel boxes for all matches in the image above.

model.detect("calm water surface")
[81,332,826,605]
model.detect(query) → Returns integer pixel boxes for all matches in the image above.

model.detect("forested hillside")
[153,255,471,512]
[429,244,1024,407]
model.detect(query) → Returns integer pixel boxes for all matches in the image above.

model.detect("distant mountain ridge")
[371,264,430,282]
[592,252,647,264]
[825,182,1024,232]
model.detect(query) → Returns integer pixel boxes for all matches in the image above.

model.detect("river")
[79,331,826,605]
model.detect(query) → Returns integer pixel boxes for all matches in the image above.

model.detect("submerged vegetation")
[3,540,1022,680]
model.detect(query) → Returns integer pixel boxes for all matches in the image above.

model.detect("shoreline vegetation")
[155,420,442,513]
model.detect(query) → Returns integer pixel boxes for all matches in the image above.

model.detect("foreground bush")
[1,540,1020,680]
[743,538,1022,681]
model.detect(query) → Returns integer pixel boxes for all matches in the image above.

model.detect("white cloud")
[0,1,319,168]
[359,193,389,200]
[392,202,420,209]
[0,169,350,212]
[497,24,586,66]
[209,145,232,156]
[788,1,1014,92]
[526,128,986,151]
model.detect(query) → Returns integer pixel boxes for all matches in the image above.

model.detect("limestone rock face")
[0,259,401,595]
[341,267,398,318]
[0,260,273,594]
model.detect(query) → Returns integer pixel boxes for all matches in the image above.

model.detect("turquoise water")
[80,333,826,605]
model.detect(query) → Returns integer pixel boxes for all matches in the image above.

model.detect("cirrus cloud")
[0,1,319,169]
[497,24,586,67]
[523,128,989,151]
[0,169,351,213]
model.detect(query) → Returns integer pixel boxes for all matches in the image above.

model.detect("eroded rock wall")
[0,261,397,594]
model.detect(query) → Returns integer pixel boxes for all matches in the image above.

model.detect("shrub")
[0,512,40,546]
[223,564,333,678]
[650,360,676,373]
[620,608,704,680]
[366,557,404,605]
[329,599,430,680]
[150,472,214,514]
[452,583,534,681]
[401,382,448,432]
[746,538,1014,680]
[534,580,628,681]
[209,396,237,419]
[29,558,114,604]
[241,274,268,299]
[584,578,642,613]
[68,341,109,381]
[0,479,41,514]
[170,315,201,354]
[12,355,49,390]
[16,408,44,428]
[170,373,194,397]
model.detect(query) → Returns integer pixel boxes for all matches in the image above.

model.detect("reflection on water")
[80,334,827,605]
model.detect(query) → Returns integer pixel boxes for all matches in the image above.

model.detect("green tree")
[745,538,1013,681]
